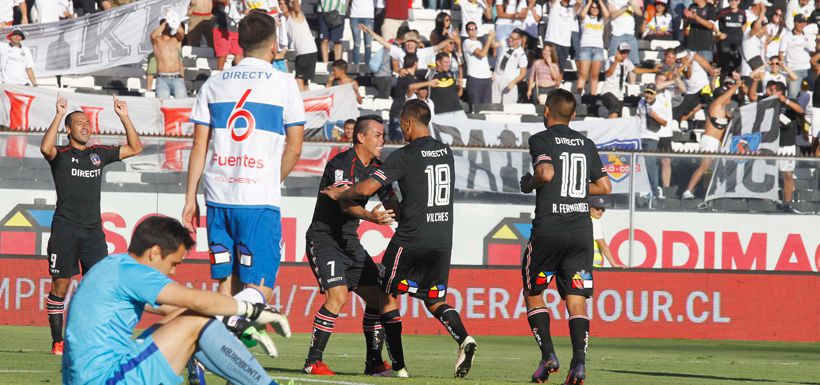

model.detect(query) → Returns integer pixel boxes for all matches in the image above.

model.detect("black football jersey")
[307,148,396,239]
[528,125,607,235]
[48,145,120,228]
[372,136,454,250]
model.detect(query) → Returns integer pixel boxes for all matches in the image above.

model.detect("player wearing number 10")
[184,11,305,337]
[323,100,477,379]
[519,89,611,384]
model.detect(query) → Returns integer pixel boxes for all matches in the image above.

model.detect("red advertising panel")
[0,260,816,342]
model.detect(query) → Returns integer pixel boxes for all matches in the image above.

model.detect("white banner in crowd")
[0,84,359,135]
[706,97,782,202]
[430,116,651,194]
[0,0,190,77]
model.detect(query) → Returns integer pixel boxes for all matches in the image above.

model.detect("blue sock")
[194,319,278,385]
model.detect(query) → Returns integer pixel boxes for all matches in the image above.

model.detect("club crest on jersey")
[209,243,231,264]
[571,270,593,289]
[535,271,554,286]
[397,279,418,294]
[334,169,344,182]
[89,152,101,167]
[428,284,447,299]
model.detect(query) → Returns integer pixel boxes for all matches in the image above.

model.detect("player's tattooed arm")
[323,178,383,202]
[588,175,612,196]
[40,95,67,161]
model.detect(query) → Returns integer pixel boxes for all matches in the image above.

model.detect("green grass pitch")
[0,326,817,385]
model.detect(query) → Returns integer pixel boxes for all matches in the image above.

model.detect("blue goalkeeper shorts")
[102,335,182,385]
[206,205,282,288]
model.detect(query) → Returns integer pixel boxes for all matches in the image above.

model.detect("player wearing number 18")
[519,89,611,384]
[323,100,477,379]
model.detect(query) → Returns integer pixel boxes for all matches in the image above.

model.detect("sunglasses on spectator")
[467,26,477,30]
[770,61,780,65]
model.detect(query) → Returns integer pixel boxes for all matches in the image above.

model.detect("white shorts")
[812,107,820,138]
[777,145,796,172]
[698,135,721,152]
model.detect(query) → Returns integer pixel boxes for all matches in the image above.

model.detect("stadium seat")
[372,98,392,111]
[484,113,521,123]
[504,103,535,115]
[126,77,143,90]
[521,115,542,123]
[792,201,818,213]
[474,103,503,114]
[105,171,142,184]
[650,40,680,51]
[61,76,96,88]
[409,8,443,21]
[748,199,778,212]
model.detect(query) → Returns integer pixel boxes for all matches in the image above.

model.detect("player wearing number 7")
[183,12,303,358]
[519,89,611,385]
[322,100,478,379]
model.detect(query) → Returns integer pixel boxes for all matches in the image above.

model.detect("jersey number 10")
[424,164,451,207]
[560,152,587,198]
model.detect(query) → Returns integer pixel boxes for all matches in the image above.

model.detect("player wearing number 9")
[322,100,478,379]
[519,89,611,385]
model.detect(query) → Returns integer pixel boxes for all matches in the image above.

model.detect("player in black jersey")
[302,115,404,377]
[519,89,611,384]
[39,95,143,355]
[323,100,477,379]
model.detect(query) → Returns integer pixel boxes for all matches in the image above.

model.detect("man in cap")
[0,28,36,86]
[600,42,658,118]
[492,28,528,104]
[589,196,626,268]
[359,24,452,74]
[637,82,673,201]
[151,10,187,98]
[780,13,813,98]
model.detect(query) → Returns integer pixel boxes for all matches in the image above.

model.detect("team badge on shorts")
[209,243,230,264]
[571,271,593,289]
[428,284,447,299]
[89,152,101,167]
[237,243,253,267]
[397,279,418,294]
[535,271,554,286]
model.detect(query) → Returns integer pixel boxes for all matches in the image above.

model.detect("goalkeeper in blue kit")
[62,216,289,385]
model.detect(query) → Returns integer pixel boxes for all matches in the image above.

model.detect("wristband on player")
[235,301,264,320]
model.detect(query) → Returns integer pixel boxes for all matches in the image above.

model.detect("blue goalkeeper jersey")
[62,253,173,384]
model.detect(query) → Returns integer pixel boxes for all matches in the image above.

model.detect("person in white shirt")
[766,9,787,58]
[673,47,713,124]
[637,83,672,199]
[492,28,528,103]
[545,0,581,72]
[349,0,375,66]
[460,0,493,37]
[361,26,451,75]
[762,56,798,92]
[600,42,657,118]
[785,0,813,30]
[608,0,641,64]
[281,0,318,90]
[779,14,813,97]
[31,0,74,23]
[520,0,544,50]
[495,0,523,52]
[463,24,496,109]
[576,0,609,96]
[0,29,36,86]
[1,0,26,26]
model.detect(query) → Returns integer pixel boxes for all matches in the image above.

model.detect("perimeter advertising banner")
[0,261,817,341]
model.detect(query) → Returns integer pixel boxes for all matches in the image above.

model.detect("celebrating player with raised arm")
[62,216,284,385]
[183,11,303,356]
[323,100,478,379]
[40,94,143,356]
[519,89,612,384]
[302,115,404,377]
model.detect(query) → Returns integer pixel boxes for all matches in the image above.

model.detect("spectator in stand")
[430,12,453,45]
[681,73,742,200]
[492,28,528,103]
[654,73,680,191]
[545,0,580,72]
[763,56,798,89]
[608,0,642,65]
[342,118,355,141]
[370,28,398,98]
[375,0,385,34]
[528,45,562,103]
[811,46,820,157]
[589,197,626,268]
[415,52,466,118]
[439,35,463,87]
[520,0,544,52]
[74,0,110,16]
[716,0,746,75]
[326,59,363,104]
[637,83,673,200]
[748,79,804,212]
[318,0,346,64]
[463,24,495,109]
[388,54,418,141]
[1,0,26,25]
[31,0,74,23]
[408,77,436,114]
[188,0,215,48]
[766,9,787,57]
[495,0,523,52]
[745,0,769,30]
[684,0,718,62]
[281,0,318,91]
[151,13,187,99]
[740,16,766,96]
[460,0,493,37]
[780,14,813,97]
[213,0,245,70]
[785,0,813,30]
[382,0,409,41]
[673,47,714,126]
[349,0,375,68]
[577,0,609,96]
[0,28,35,86]
[600,43,658,118]
[361,26,452,74]
[642,0,672,39]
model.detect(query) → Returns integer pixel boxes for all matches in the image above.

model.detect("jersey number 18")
[424,164,451,207]
[559,152,587,198]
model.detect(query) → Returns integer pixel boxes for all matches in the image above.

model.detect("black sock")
[380,309,405,370]
[306,306,337,363]
[568,315,590,365]
[527,307,555,360]
[46,294,65,343]
[363,307,383,365]
[431,304,469,345]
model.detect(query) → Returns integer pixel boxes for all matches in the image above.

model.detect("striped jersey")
[190,57,306,210]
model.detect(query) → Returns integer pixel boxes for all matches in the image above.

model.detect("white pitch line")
[273,375,378,385]
[0,370,57,373]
